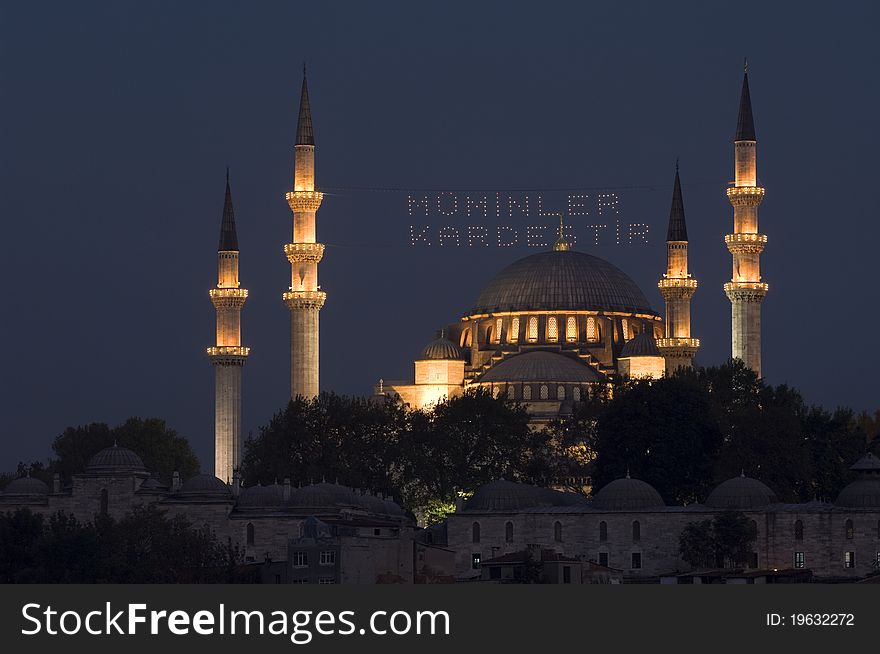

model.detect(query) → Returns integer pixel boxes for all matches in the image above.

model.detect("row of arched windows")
[477,316,603,346]
[792,519,878,541]
[599,521,641,542]
[472,520,641,544]
[503,384,584,402]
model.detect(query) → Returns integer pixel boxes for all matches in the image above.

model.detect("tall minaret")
[724,61,768,376]
[208,170,249,483]
[283,66,325,398]
[657,163,699,373]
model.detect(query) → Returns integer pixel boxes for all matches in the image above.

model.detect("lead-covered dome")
[593,476,665,510]
[470,250,657,316]
[3,476,50,496]
[420,337,463,360]
[835,453,880,508]
[175,474,232,500]
[86,445,147,474]
[465,480,557,512]
[620,331,661,357]
[705,474,777,509]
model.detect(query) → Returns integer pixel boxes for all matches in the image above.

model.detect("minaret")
[657,162,699,373]
[207,170,250,483]
[724,61,768,376]
[283,66,325,398]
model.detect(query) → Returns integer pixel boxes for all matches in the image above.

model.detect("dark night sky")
[2,1,878,472]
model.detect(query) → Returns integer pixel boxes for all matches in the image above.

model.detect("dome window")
[557,385,565,400]
[566,316,578,342]
[547,316,558,341]
[509,317,520,343]
[507,385,516,400]
[523,385,532,400]
[527,316,538,342]
[572,386,582,402]
[586,317,598,342]
[495,318,503,343]
[539,385,549,400]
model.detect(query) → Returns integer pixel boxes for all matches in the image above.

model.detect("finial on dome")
[553,212,571,251]
[626,468,631,479]
[740,469,746,478]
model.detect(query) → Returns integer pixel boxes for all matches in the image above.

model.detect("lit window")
[844,551,855,568]
[505,521,514,543]
[554,521,563,543]
[246,523,255,545]
[318,577,335,584]
[621,318,630,341]
[539,385,549,400]
[632,521,641,542]
[472,553,481,569]
[599,521,607,542]
[495,318,503,343]
[509,317,520,342]
[319,551,335,566]
[572,386,582,402]
[547,316,558,341]
[846,519,854,540]
[507,385,516,400]
[794,520,803,541]
[566,316,577,342]
[523,385,532,400]
[586,317,597,342]
[794,552,805,568]
[293,551,308,568]
[472,522,480,543]
[557,385,565,400]
[527,316,538,342]
[631,553,642,569]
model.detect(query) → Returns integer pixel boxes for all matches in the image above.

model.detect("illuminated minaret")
[283,66,325,398]
[207,170,250,483]
[724,61,768,377]
[657,163,699,373]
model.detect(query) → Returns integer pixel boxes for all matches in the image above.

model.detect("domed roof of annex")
[593,475,665,510]
[619,331,661,357]
[288,482,406,516]
[86,445,147,474]
[835,453,880,508]
[464,479,584,512]
[705,474,777,509]
[478,351,602,384]
[175,474,232,499]
[238,483,285,507]
[3,476,50,496]
[469,250,658,317]
[419,336,464,361]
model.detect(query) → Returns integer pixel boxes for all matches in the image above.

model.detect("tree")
[803,407,866,501]
[679,519,715,569]
[679,510,757,570]
[49,418,200,483]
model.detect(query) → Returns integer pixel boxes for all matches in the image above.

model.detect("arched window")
[599,521,607,542]
[493,385,503,398]
[557,385,565,400]
[505,521,514,543]
[621,318,630,341]
[586,317,597,342]
[522,385,532,400]
[495,318,503,343]
[572,386,582,402]
[566,316,577,342]
[509,317,520,343]
[527,316,538,342]
[632,520,641,542]
[485,324,493,344]
[539,385,549,400]
[547,316,558,341]
[794,519,804,541]
[246,523,255,545]
[554,521,563,543]
[846,519,854,540]
[507,385,516,400]
[472,522,480,543]
[100,488,108,516]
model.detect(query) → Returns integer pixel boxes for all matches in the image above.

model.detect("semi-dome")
[238,483,285,507]
[593,476,665,510]
[175,474,232,499]
[465,480,557,512]
[86,445,147,474]
[619,330,661,357]
[478,351,602,384]
[705,474,777,509]
[420,337,463,361]
[835,453,880,508]
[3,476,50,496]
[470,250,658,316]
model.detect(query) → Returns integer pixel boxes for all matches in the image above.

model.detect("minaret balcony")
[724,281,769,303]
[656,337,700,359]
[283,289,327,311]
[207,345,250,364]
[284,242,325,264]
[209,287,248,309]
[726,186,765,206]
[725,233,767,254]
[657,278,698,289]
[286,190,324,213]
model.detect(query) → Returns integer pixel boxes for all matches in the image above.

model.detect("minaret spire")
[207,170,250,483]
[725,62,768,377]
[553,212,571,251]
[284,67,325,398]
[657,163,699,373]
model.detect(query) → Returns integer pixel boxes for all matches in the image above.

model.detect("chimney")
[52,473,61,494]
[172,471,180,492]
[231,469,242,497]
[283,477,291,501]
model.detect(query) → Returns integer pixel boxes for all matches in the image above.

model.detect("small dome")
[619,330,661,357]
[238,484,285,507]
[420,337,463,361]
[836,479,880,508]
[593,476,665,510]
[176,474,232,498]
[849,452,880,474]
[465,480,556,512]
[139,476,168,491]
[478,351,602,384]
[4,476,50,496]
[705,474,777,509]
[86,445,147,474]
[290,482,358,509]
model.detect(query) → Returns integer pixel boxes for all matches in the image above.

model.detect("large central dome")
[469,250,657,316]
